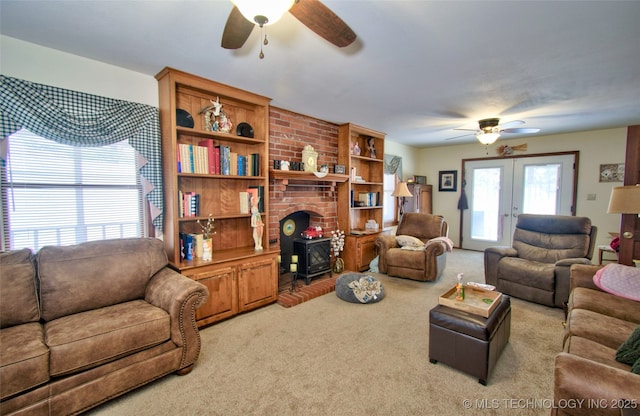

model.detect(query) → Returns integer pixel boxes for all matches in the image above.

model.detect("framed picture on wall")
[438,170,457,192]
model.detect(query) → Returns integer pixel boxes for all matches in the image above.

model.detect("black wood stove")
[293,237,331,285]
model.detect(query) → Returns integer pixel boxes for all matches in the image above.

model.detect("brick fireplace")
[267,108,341,247]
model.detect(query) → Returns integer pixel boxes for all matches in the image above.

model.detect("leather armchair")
[484,214,597,308]
[376,213,449,281]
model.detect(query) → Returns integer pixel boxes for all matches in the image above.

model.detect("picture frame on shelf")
[438,170,457,192]
[334,164,346,174]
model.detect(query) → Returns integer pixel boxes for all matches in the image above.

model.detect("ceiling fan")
[221,0,356,58]
[447,118,541,145]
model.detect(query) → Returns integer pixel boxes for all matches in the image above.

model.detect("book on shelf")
[239,191,250,214]
[248,185,264,212]
[358,192,378,207]
[198,139,216,174]
[179,232,194,260]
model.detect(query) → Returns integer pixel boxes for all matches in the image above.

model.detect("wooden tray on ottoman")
[438,285,502,318]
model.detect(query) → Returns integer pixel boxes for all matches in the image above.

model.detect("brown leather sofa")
[0,238,209,416]
[484,214,596,308]
[553,264,640,416]
[376,213,449,281]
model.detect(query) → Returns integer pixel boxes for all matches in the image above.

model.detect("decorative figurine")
[251,196,264,251]
[352,141,361,156]
[367,137,376,158]
[218,111,232,133]
[199,97,223,132]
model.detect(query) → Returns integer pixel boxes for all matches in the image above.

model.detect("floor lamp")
[607,184,640,265]
[392,182,413,220]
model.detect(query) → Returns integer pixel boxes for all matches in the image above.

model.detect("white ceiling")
[1,0,640,147]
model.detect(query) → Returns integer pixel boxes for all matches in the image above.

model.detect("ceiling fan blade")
[445,132,475,141]
[502,128,541,134]
[221,6,255,49]
[289,0,356,47]
[497,120,525,129]
[453,128,478,132]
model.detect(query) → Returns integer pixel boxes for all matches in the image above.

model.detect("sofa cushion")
[0,322,49,400]
[563,335,630,371]
[45,300,170,377]
[568,287,640,324]
[498,257,555,290]
[564,308,637,350]
[386,247,425,270]
[37,238,168,322]
[0,248,39,328]
[616,325,640,366]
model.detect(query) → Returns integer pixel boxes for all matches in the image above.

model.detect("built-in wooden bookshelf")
[156,67,278,326]
[337,123,386,272]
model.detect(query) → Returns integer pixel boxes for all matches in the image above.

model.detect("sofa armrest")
[554,353,640,415]
[145,268,209,369]
[375,235,399,273]
[569,264,603,292]
[483,246,517,286]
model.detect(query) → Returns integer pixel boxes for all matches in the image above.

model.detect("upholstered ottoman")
[428,295,511,385]
[335,273,385,304]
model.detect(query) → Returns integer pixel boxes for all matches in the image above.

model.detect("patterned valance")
[0,75,163,228]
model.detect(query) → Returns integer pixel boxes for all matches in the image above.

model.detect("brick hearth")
[277,272,340,308]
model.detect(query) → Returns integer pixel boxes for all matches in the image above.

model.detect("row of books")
[178,139,260,176]
[179,232,204,261]
[178,191,200,218]
[352,191,381,207]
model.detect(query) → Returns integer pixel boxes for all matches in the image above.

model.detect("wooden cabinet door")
[238,258,278,312]
[357,234,378,271]
[188,267,237,326]
[405,184,432,214]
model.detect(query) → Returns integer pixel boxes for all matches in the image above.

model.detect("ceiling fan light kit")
[232,0,295,26]
[476,130,500,145]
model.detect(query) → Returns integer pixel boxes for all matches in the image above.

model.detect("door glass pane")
[522,164,560,215]
[471,167,501,241]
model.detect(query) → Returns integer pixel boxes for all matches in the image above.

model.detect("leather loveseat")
[553,264,640,416]
[0,238,208,416]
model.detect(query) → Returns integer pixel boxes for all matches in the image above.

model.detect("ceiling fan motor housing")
[479,118,500,132]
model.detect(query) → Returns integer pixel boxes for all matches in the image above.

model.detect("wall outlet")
[587,193,596,201]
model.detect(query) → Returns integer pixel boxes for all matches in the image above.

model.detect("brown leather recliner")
[484,214,597,308]
[376,213,449,281]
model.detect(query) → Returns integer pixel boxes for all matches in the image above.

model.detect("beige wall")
[394,129,627,249]
[1,35,157,105]
[3,34,627,253]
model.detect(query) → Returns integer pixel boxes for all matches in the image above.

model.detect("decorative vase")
[202,238,213,261]
[333,257,344,274]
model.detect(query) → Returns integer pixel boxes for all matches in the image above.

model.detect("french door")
[461,153,577,251]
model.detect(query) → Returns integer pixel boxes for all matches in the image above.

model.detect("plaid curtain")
[0,75,163,229]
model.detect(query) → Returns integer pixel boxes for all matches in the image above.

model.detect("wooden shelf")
[270,169,349,185]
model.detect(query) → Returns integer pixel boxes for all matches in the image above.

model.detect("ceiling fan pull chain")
[259,25,268,59]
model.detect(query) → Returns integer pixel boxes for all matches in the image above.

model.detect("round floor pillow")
[336,273,385,304]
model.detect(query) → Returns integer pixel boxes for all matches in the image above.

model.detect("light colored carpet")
[88,249,564,416]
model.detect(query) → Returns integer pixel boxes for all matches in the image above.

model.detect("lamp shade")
[232,0,295,25]
[607,185,640,214]
[392,182,413,198]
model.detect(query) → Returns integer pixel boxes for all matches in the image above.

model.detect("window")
[1,129,144,251]
[382,172,399,227]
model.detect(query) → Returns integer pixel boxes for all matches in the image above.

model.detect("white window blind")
[1,129,143,252]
